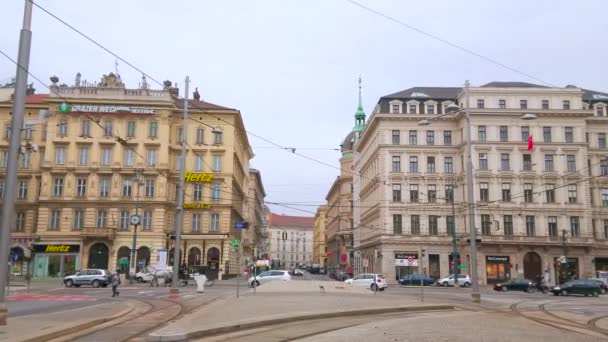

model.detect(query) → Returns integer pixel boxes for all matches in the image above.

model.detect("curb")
[20,301,137,342]
[147,304,455,341]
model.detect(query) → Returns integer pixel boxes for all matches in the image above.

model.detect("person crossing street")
[112,271,121,297]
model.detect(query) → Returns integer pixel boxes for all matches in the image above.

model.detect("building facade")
[0,72,254,279]
[313,205,327,267]
[268,213,314,268]
[353,81,608,285]
[242,168,268,265]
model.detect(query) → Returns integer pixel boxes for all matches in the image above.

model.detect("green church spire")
[353,76,366,133]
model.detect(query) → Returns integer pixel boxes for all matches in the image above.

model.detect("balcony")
[478,234,595,246]
[81,227,116,240]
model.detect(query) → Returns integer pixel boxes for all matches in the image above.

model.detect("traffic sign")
[231,240,240,247]
[234,222,249,229]
[457,265,468,269]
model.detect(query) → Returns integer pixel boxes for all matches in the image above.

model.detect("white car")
[436,274,471,287]
[344,273,387,291]
[135,267,158,283]
[248,270,291,287]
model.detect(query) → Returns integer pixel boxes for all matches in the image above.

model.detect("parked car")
[150,269,174,287]
[551,280,601,297]
[399,274,435,286]
[338,272,354,281]
[436,274,471,287]
[493,279,534,292]
[64,269,112,288]
[344,273,387,291]
[135,267,158,283]
[248,270,291,287]
[587,279,608,294]
[291,269,304,276]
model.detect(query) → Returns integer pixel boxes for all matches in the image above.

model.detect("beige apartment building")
[313,205,327,267]
[353,81,608,285]
[241,168,268,265]
[0,72,254,279]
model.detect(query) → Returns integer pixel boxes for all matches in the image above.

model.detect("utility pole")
[450,181,459,288]
[172,76,189,291]
[561,229,568,284]
[0,0,33,325]
[129,168,143,284]
[418,247,424,302]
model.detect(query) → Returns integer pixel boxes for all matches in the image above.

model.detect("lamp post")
[418,80,537,303]
[560,229,568,284]
[129,168,144,284]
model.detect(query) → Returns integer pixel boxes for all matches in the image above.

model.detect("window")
[124,148,135,167]
[392,184,401,202]
[542,99,549,109]
[97,209,108,228]
[602,160,608,176]
[524,183,533,203]
[426,130,434,145]
[546,184,556,203]
[193,183,203,201]
[392,156,401,173]
[481,215,491,235]
[563,100,570,110]
[521,126,529,142]
[568,184,577,203]
[15,211,25,232]
[50,209,61,230]
[55,146,66,165]
[177,127,185,144]
[80,119,90,137]
[520,100,527,109]
[147,149,157,166]
[392,104,400,114]
[122,177,133,197]
[99,176,110,197]
[565,127,573,143]
[211,213,220,231]
[479,153,488,171]
[101,147,112,166]
[545,154,554,172]
[499,126,508,142]
[602,189,608,207]
[18,180,28,199]
[599,133,607,149]
[409,130,417,145]
[1,151,6,168]
[526,216,536,237]
[445,184,454,203]
[598,106,605,117]
[149,121,158,138]
[53,177,64,197]
[446,216,455,236]
[58,120,68,136]
[145,178,155,198]
[567,155,576,172]
[443,130,452,145]
[426,105,435,114]
[391,130,400,144]
[570,216,580,238]
[127,121,136,137]
[3,125,10,140]
[410,184,419,202]
[409,156,418,173]
[605,220,608,239]
[176,156,184,171]
[523,154,532,171]
[212,183,221,200]
[428,185,436,203]
[213,155,222,172]
[501,183,511,202]
[480,182,489,202]
[409,104,417,114]
[213,127,223,144]
[73,209,84,230]
[477,99,484,109]
[428,215,438,236]
[78,147,89,166]
[499,99,506,109]
[393,214,402,234]
[427,156,435,173]
[500,153,510,171]
[143,211,153,230]
[192,213,202,232]
[19,150,30,169]
[411,215,420,235]
[444,157,453,174]
[76,177,87,197]
[103,120,113,137]
[503,215,513,237]
[195,154,204,172]
[194,127,205,145]
[543,127,552,142]
[478,126,486,141]
[23,125,32,140]
[0,179,3,199]
[119,210,130,230]
[548,216,558,238]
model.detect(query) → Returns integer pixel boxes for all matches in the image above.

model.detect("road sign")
[231,240,240,247]
[457,265,468,269]
[559,256,567,264]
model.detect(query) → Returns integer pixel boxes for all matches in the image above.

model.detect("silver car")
[64,269,112,288]
[248,270,291,287]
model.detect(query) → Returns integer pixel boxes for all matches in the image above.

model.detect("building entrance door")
[88,243,109,269]
[523,252,542,281]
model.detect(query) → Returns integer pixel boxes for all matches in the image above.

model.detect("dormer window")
[542,100,549,109]
[499,99,506,109]
[596,106,605,117]
[409,104,417,114]
[392,104,400,114]
[520,100,528,109]
[426,105,435,114]
[477,99,484,109]
[563,100,570,110]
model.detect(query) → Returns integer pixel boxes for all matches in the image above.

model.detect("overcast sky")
[1,0,607,217]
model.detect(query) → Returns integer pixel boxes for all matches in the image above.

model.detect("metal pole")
[172,76,189,290]
[464,80,480,303]
[236,245,240,298]
[0,0,33,325]
[130,169,143,284]
[419,247,423,302]
[451,181,459,288]
[561,229,568,284]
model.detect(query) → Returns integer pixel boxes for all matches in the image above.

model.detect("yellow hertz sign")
[184,172,214,183]
[183,203,212,209]
[45,245,71,252]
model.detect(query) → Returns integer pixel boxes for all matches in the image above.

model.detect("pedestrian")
[112,270,121,297]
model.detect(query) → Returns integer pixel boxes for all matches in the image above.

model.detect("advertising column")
[32,243,81,278]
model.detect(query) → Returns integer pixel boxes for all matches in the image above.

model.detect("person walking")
[112,271,121,297]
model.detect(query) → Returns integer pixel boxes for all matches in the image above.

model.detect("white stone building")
[268,213,314,268]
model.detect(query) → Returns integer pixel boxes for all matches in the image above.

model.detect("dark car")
[587,279,608,294]
[399,274,435,286]
[551,280,601,297]
[493,279,534,292]
[336,271,353,281]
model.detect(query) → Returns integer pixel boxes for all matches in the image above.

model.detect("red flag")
[528,135,534,150]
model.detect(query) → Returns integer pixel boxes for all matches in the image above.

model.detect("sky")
[1,0,607,217]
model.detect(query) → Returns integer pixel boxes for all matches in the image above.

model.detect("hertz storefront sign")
[33,244,80,253]
[184,172,214,182]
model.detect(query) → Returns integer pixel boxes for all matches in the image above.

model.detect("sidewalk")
[148,283,453,341]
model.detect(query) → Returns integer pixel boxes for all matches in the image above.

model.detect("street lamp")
[417,81,537,303]
[129,168,144,284]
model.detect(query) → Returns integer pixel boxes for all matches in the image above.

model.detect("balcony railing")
[81,227,116,240]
